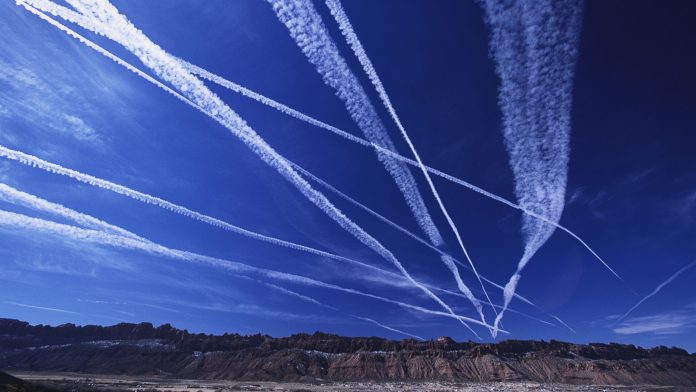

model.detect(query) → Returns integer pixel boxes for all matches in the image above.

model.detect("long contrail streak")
[0,209,502,331]
[322,0,496,324]
[17,0,475,336]
[268,0,493,331]
[616,260,696,323]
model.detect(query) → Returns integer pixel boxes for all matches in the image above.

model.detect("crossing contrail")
[268,0,493,333]
[480,0,591,336]
[17,0,475,335]
[616,260,696,324]
[0,209,503,332]
[176,57,617,283]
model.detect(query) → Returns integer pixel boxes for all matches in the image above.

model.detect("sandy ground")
[7,371,694,392]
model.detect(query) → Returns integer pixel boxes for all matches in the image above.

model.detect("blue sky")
[1,0,695,352]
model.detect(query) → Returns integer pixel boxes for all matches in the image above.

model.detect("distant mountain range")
[1,318,694,386]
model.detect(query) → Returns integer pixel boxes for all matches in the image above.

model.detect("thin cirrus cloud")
[0,60,100,145]
[613,309,696,336]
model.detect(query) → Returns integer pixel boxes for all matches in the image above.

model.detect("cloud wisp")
[614,309,696,336]
[480,0,593,336]
[616,260,696,324]
[351,315,425,341]
[19,0,476,337]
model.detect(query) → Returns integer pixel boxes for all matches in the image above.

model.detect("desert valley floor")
[6,372,695,392]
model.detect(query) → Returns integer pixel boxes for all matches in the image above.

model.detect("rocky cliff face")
[1,319,694,386]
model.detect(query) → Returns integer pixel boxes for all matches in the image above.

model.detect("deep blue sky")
[1,0,695,351]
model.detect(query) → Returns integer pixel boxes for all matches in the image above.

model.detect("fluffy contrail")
[616,260,696,324]
[177,57,617,283]
[0,209,502,331]
[481,0,586,336]
[351,315,425,341]
[0,182,142,240]
[322,0,496,323]
[267,0,493,334]
[18,0,474,336]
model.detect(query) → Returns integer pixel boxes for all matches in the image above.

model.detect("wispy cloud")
[0,59,102,146]
[614,311,695,336]
[5,300,81,315]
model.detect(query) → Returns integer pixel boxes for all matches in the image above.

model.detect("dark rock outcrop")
[1,318,694,386]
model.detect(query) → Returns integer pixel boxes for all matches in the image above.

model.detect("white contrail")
[177,58,618,283]
[267,0,492,334]
[481,0,587,336]
[322,0,497,322]
[351,315,425,341]
[268,0,444,250]
[0,182,142,240]
[616,260,696,324]
[17,1,474,336]
[0,209,502,331]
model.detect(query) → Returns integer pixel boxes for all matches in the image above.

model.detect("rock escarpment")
[1,319,694,386]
